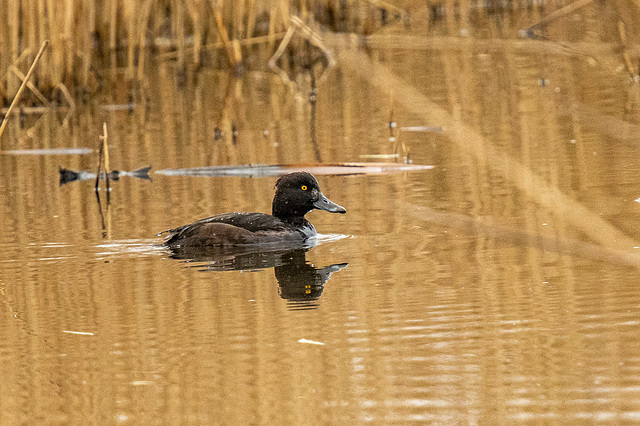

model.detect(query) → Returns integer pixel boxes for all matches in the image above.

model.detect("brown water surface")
[3,5,640,424]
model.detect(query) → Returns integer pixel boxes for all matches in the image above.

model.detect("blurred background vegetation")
[0,0,415,103]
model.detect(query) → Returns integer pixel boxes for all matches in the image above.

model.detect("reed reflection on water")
[3,2,640,423]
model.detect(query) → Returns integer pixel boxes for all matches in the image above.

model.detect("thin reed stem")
[102,122,110,195]
[95,141,103,192]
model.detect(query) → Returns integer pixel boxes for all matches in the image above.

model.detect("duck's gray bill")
[314,193,346,214]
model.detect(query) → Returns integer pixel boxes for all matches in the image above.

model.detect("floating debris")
[399,126,443,132]
[156,162,433,177]
[298,338,325,345]
[62,330,94,336]
[59,166,152,185]
[3,147,93,155]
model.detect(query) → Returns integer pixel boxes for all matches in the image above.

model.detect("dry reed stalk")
[268,25,297,84]
[268,1,278,45]
[7,48,33,71]
[55,82,76,122]
[269,16,335,86]
[95,122,110,194]
[0,40,49,142]
[48,1,65,88]
[37,1,46,65]
[64,0,74,80]
[232,40,243,67]
[83,0,96,86]
[8,0,20,95]
[124,1,136,78]
[215,9,240,69]
[235,0,246,41]
[137,0,156,81]
[524,0,595,33]
[1,50,29,99]
[186,0,205,67]
[280,0,291,26]
[246,0,257,38]
[109,1,118,51]
[174,0,186,70]
[26,1,37,52]
[8,66,50,106]
[618,21,638,77]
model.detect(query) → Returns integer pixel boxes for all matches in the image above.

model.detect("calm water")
[3,4,640,424]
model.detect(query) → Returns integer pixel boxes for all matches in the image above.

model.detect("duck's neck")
[273,208,308,226]
[272,193,310,225]
[273,211,307,227]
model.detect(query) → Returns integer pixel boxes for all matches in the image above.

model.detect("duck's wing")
[161,212,288,235]
[159,212,291,246]
[202,212,291,232]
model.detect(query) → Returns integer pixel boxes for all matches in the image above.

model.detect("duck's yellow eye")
[301,185,307,190]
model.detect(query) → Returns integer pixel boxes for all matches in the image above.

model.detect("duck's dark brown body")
[162,212,315,247]
[159,172,345,248]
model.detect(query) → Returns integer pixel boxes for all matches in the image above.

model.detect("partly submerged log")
[155,162,434,177]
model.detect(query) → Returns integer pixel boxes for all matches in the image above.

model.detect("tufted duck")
[160,172,346,247]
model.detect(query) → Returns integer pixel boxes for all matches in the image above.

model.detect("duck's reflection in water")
[168,246,347,309]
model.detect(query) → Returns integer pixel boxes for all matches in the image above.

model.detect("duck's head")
[272,172,346,221]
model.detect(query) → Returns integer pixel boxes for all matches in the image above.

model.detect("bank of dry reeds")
[0,0,397,103]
